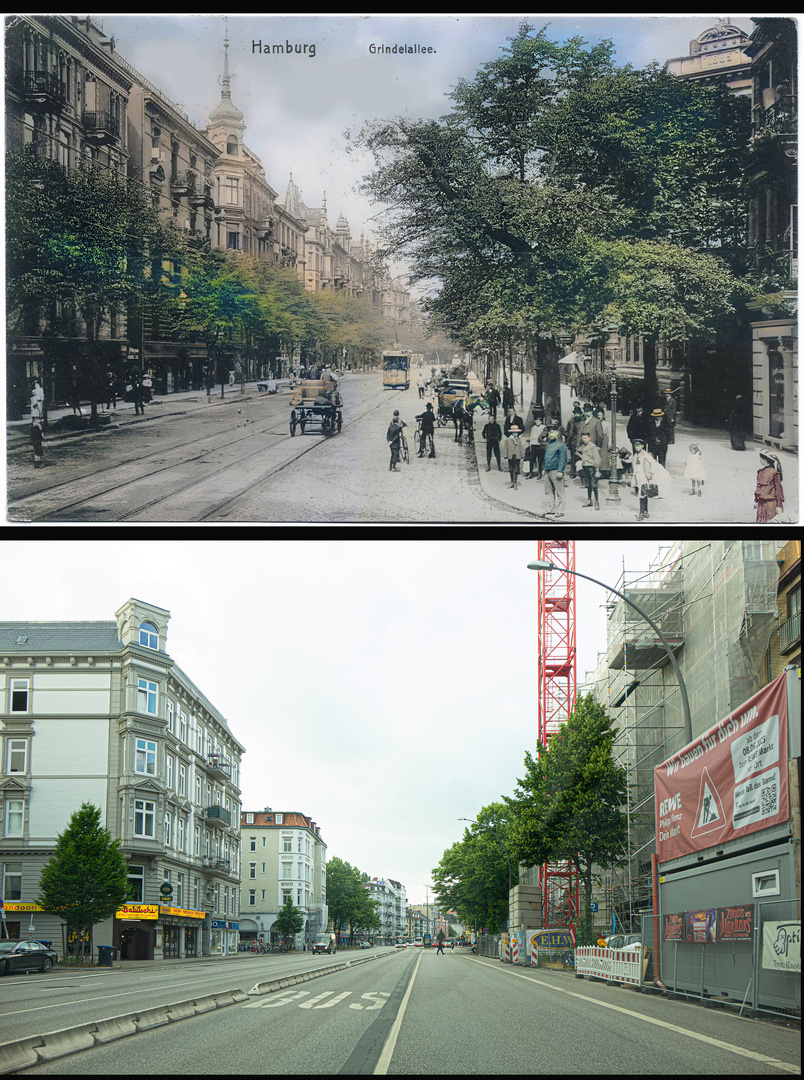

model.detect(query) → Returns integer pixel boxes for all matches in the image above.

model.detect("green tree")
[432,803,517,934]
[274,898,304,945]
[325,857,379,944]
[37,802,129,962]
[506,695,629,944]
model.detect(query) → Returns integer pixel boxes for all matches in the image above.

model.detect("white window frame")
[249,863,256,879]
[139,622,159,650]
[2,861,22,901]
[135,738,157,776]
[166,754,173,789]
[248,889,256,907]
[179,763,186,797]
[167,700,174,735]
[177,816,185,852]
[179,712,187,743]
[9,679,29,714]
[752,869,781,898]
[133,799,155,838]
[164,810,172,847]
[137,678,158,716]
[194,824,201,856]
[7,739,27,774]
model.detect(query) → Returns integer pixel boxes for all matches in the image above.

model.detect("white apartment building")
[364,877,407,944]
[239,809,327,947]
[0,598,244,960]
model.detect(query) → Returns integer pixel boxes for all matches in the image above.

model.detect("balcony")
[201,856,229,874]
[171,169,197,196]
[201,753,231,779]
[83,110,120,144]
[779,610,801,654]
[24,71,66,111]
[203,805,231,828]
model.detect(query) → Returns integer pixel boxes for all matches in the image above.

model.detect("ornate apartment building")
[0,598,244,961]
[238,809,327,947]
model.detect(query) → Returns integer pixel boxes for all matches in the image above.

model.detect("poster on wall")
[664,906,755,943]
[684,909,717,943]
[716,904,754,941]
[762,921,801,973]
[654,673,790,863]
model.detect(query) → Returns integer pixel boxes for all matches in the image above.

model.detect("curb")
[0,956,377,1073]
[0,987,249,1074]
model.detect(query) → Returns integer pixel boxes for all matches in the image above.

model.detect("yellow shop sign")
[115,903,159,920]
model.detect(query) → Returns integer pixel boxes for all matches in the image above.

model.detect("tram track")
[9,387,390,523]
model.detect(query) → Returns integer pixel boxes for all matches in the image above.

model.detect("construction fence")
[641,897,800,1019]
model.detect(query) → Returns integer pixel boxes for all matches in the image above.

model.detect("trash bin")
[97,946,116,967]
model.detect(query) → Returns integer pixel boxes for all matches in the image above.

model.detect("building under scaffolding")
[585,540,786,934]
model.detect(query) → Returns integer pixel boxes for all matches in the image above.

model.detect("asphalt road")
[21,949,802,1075]
[7,374,530,523]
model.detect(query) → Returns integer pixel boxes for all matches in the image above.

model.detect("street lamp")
[526,560,692,746]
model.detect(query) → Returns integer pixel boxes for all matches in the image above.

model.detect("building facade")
[582,539,790,933]
[0,598,244,960]
[664,18,752,95]
[239,809,327,948]
[363,877,407,944]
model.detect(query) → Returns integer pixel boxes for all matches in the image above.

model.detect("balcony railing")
[83,110,120,141]
[779,610,801,653]
[203,805,231,828]
[24,70,66,107]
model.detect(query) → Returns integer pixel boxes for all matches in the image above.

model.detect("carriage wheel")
[337,411,343,433]
[290,411,297,436]
[299,419,306,434]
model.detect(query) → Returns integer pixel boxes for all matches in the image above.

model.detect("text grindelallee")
[252,40,316,58]
[369,44,436,54]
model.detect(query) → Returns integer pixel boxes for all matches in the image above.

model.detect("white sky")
[1,538,669,907]
[96,13,757,274]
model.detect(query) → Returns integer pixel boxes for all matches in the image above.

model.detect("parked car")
[604,934,642,952]
[311,932,337,955]
[0,940,58,975]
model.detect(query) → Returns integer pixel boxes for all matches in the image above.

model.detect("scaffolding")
[591,540,786,934]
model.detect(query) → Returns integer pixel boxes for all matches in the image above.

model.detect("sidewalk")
[7,380,282,450]
[472,380,799,524]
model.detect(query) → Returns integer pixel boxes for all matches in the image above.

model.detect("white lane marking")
[299,991,335,1009]
[466,957,799,1074]
[350,992,390,1011]
[243,990,311,1009]
[312,991,353,1009]
[1,974,237,1019]
[374,952,422,1074]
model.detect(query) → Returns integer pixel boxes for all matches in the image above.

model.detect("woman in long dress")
[754,451,784,523]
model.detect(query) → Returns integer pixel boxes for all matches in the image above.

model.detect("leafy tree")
[432,802,517,934]
[506,695,630,944]
[325,857,379,944]
[274,898,304,944]
[37,802,129,962]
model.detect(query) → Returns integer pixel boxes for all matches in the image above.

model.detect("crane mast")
[536,540,580,929]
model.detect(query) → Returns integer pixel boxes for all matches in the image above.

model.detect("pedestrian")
[503,405,525,436]
[30,379,44,420]
[543,426,568,519]
[436,938,445,954]
[754,450,784,523]
[617,446,633,480]
[501,424,524,489]
[647,409,670,466]
[576,431,601,510]
[133,377,146,416]
[579,403,605,451]
[684,443,706,497]
[386,409,407,471]
[594,408,610,458]
[142,373,153,402]
[482,415,503,471]
[485,383,501,421]
[662,388,678,443]
[415,401,436,458]
[228,369,235,386]
[569,367,579,396]
[631,438,669,521]
[417,373,425,399]
[626,406,650,455]
[728,394,748,451]
[564,402,584,478]
[502,381,515,412]
[30,418,44,468]
[526,410,548,479]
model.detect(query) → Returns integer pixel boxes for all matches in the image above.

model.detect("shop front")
[114,903,205,960]
[210,919,239,956]
[157,904,206,959]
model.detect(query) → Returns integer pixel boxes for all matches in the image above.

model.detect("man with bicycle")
[387,409,408,471]
[415,401,437,457]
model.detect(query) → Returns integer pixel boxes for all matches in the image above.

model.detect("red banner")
[655,673,789,863]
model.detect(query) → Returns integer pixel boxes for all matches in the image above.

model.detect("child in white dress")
[685,443,705,496]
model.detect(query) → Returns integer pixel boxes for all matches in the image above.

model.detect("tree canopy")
[325,857,380,943]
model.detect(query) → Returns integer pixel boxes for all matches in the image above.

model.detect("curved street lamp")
[527,560,692,746]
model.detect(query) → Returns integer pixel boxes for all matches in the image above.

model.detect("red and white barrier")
[573,946,642,986]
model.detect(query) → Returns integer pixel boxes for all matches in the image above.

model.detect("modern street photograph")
[0,537,800,1076]
[3,15,798,523]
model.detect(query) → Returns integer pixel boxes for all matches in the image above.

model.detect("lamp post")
[526,560,692,746]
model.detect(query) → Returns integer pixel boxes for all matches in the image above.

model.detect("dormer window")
[139,621,159,650]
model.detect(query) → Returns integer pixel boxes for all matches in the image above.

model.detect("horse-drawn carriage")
[289,379,342,436]
[436,378,486,444]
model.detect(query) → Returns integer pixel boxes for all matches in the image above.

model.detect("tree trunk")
[540,337,562,426]
[642,336,658,411]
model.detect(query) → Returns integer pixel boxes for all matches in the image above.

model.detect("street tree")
[274,898,304,944]
[432,802,517,934]
[37,802,129,962]
[325,857,379,944]
[506,695,630,945]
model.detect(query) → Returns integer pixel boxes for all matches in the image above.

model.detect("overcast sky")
[97,13,757,272]
[2,538,672,907]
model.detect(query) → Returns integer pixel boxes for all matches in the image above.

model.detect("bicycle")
[400,431,410,465]
[416,422,436,458]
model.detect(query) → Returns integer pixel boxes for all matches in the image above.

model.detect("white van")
[311,932,337,955]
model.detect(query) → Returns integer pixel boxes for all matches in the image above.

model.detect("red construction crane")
[536,539,580,930]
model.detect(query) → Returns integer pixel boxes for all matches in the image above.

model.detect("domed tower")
[206,31,245,157]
